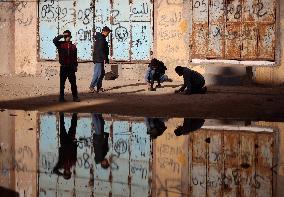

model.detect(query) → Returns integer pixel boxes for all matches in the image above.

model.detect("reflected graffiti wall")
[0,111,281,196]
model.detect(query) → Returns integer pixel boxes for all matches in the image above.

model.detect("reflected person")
[145,118,167,139]
[92,113,110,169]
[174,118,205,136]
[53,113,78,179]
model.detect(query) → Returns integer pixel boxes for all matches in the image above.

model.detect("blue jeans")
[90,63,105,90]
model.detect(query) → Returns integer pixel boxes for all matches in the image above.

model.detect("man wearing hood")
[175,66,207,95]
[53,30,80,102]
[89,26,112,93]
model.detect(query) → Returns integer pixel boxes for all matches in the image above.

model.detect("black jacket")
[53,35,78,68]
[93,32,109,63]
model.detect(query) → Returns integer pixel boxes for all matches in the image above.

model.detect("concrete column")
[14,1,38,74]
[0,1,15,74]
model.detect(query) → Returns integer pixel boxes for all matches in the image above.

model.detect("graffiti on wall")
[38,114,152,196]
[191,0,276,60]
[39,0,153,61]
[0,1,33,29]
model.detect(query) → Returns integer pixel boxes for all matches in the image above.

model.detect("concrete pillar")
[0,110,16,190]
[155,1,191,80]
[14,111,38,197]
[14,1,38,74]
[0,2,15,74]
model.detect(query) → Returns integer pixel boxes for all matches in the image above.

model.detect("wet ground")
[0,110,283,197]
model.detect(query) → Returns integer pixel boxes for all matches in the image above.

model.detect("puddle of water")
[0,110,283,197]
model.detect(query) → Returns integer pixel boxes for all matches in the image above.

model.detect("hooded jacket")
[93,32,109,63]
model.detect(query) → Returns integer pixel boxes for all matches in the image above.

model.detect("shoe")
[156,84,162,88]
[200,86,207,94]
[167,78,173,82]
[73,97,80,102]
[59,98,66,102]
[148,87,156,91]
[89,87,95,93]
[97,88,104,92]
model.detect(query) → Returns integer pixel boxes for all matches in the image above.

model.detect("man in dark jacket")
[92,113,110,169]
[145,58,168,91]
[53,30,80,102]
[89,26,111,93]
[53,113,78,179]
[175,66,207,94]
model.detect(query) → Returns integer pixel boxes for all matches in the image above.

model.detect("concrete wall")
[0,0,283,85]
[14,2,38,75]
[0,110,37,197]
[155,0,191,81]
[0,111,15,189]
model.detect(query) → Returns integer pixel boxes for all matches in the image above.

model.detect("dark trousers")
[149,70,161,87]
[187,81,206,94]
[60,66,78,99]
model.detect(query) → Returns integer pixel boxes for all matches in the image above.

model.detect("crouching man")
[145,58,169,91]
[175,66,207,94]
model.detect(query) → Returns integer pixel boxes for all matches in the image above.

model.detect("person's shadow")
[145,118,167,139]
[92,113,110,169]
[53,112,78,180]
[174,118,205,136]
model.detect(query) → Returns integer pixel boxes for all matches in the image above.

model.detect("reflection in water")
[0,110,281,196]
[92,113,110,169]
[174,118,205,136]
[145,118,167,139]
[53,113,78,180]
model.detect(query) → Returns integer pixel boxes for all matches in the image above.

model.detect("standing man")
[53,30,80,102]
[89,26,112,93]
[174,66,207,95]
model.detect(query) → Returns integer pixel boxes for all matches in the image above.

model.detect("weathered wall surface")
[0,2,15,74]
[14,111,37,197]
[0,110,37,197]
[0,111,15,189]
[152,118,278,196]
[155,0,191,80]
[0,0,283,84]
[253,0,284,85]
[14,1,38,75]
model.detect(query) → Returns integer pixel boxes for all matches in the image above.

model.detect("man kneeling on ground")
[174,66,207,95]
[145,58,170,91]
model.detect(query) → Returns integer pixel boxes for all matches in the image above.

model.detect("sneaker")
[97,88,104,93]
[73,97,80,102]
[89,87,95,93]
[59,98,66,102]
[167,78,173,82]
[200,86,207,94]
[148,87,156,91]
[156,84,162,88]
